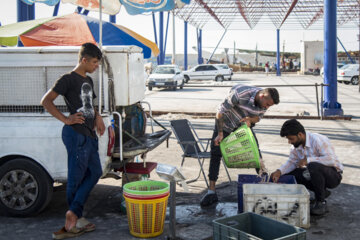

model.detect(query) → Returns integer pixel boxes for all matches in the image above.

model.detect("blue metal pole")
[164,12,170,64]
[197,29,203,64]
[337,37,355,64]
[159,12,164,65]
[323,0,343,116]
[276,29,281,76]
[109,15,116,23]
[184,21,188,70]
[17,0,34,46]
[53,2,60,16]
[152,13,159,65]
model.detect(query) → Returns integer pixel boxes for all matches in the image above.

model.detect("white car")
[147,64,184,91]
[320,63,345,78]
[215,64,233,77]
[183,64,232,82]
[337,64,359,85]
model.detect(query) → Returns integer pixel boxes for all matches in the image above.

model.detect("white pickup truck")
[0,46,170,216]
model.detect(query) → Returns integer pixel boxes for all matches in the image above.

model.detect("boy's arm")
[41,89,84,125]
[94,109,105,136]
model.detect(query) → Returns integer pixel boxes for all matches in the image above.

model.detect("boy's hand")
[95,115,105,136]
[65,112,85,125]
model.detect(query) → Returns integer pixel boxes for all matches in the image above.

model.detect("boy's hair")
[79,42,102,61]
[280,119,305,137]
[264,88,280,104]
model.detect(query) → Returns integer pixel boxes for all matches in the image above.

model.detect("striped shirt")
[217,85,267,133]
[279,131,343,175]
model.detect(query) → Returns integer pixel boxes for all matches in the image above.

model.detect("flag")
[120,0,189,15]
[61,0,121,15]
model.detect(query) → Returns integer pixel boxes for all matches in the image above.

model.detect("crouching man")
[270,119,343,216]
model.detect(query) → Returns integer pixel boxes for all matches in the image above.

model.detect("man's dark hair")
[264,88,280,104]
[79,42,102,61]
[280,119,305,137]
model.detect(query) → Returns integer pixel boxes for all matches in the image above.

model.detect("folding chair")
[170,119,232,188]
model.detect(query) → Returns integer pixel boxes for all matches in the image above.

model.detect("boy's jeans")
[62,125,102,218]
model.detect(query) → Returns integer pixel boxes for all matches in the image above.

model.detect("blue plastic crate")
[238,174,296,213]
[213,212,306,240]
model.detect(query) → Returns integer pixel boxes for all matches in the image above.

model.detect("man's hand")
[65,112,85,125]
[240,117,252,127]
[214,132,223,146]
[297,156,307,168]
[95,115,105,136]
[270,169,281,183]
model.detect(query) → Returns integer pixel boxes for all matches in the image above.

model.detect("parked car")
[215,64,233,77]
[183,64,232,82]
[337,64,359,85]
[147,64,184,91]
[320,63,345,78]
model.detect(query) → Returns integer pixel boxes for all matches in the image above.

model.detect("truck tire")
[0,158,53,217]
[148,86,153,91]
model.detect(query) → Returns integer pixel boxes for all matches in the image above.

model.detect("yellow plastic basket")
[220,124,260,168]
[124,194,169,238]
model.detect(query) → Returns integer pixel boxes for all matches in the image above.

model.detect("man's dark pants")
[285,162,342,201]
[208,124,262,182]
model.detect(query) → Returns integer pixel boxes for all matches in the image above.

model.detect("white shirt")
[279,131,343,175]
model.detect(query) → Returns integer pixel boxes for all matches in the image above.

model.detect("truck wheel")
[184,76,190,83]
[0,158,53,217]
[148,86,152,91]
[344,81,350,85]
[351,76,359,85]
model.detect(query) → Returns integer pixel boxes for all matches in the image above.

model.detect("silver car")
[147,65,184,91]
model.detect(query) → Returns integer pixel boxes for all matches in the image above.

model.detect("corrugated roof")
[173,0,360,30]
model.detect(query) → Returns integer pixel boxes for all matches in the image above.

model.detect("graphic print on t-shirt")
[76,82,95,118]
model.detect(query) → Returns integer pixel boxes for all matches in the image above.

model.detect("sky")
[1,1,359,55]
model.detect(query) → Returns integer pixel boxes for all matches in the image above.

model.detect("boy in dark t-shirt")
[41,43,105,239]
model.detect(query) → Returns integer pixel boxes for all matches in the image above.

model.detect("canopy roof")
[173,0,360,30]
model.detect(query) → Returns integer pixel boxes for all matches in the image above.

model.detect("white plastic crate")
[243,184,310,228]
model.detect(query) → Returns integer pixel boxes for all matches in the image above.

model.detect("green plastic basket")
[123,180,169,196]
[220,124,260,168]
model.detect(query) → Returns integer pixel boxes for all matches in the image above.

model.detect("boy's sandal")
[76,217,96,232]
[52,226,85,240]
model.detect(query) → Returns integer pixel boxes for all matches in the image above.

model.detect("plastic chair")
[170,119,232,188]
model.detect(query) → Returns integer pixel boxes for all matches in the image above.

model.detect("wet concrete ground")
[0,73,359,239]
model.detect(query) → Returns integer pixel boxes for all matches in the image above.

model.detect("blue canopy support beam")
[159,12,164,65]
[323,0,343,116]
[53,1,60,16]
[184,21,188,70]
[17,0,35,22]
[109,15,116,23]
[276,29,281,76]
[163,11,170,64]
[17,0,35,46]
[337,37,356,64]
[207,29,227,64]
[152,13,159,65]
[197,28,203,64]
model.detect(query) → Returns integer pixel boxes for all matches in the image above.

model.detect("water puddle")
[169,202,238,224]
